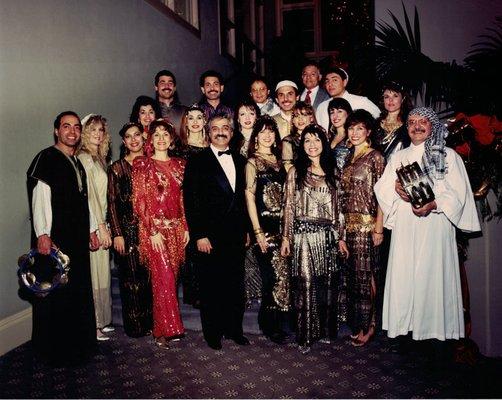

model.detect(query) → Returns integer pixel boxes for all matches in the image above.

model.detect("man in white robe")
[374,107,480,343]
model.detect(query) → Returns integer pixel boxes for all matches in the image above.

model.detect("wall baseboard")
[0,307,32,356]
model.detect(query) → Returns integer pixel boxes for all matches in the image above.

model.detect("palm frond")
[414,6,421,52]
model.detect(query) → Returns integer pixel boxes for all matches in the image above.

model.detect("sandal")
[154,338,170,349]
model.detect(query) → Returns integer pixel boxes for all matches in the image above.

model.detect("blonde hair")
[78,115,111,165]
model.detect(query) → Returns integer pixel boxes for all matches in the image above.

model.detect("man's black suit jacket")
[183,147,248,248]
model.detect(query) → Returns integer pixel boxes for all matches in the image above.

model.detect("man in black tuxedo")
[183,113,249,350]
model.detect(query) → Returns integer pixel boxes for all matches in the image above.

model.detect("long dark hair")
[377,81,413,123]
[295,124,336,189]
[247,115,282,160]
[129,95,161,124]
[327,97,352,139]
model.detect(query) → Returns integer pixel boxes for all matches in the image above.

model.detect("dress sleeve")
[282,138,294,172]
[282,167,296,241]
[374,155,400,229]
[332,179,345,241]
[432,149,481,232]
[78,153,105,225]
[178,161,189,231]
[245,159,257,194]
[132,157,152,263]
[32,181,52,238]
[107,163,122,238]
[373,151,386,183]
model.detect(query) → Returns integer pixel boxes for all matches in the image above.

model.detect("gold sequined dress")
[341,149,385,334]
[132,156,186,339]
[246,156,290,338]
[283,168,344,346]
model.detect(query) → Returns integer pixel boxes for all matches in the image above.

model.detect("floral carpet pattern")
[1,328,501,399]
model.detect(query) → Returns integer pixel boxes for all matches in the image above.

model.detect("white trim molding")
[0,307,32,356]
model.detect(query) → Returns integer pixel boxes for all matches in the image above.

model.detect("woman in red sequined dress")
[132,119,189,349]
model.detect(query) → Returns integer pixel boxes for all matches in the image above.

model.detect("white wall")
[0,0,234,324]
[376,0,502,357]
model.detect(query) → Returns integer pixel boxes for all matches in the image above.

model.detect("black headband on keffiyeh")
[407,107,449,180]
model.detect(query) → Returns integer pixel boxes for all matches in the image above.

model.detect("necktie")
[218,150,231,156]
[305,90,312,105]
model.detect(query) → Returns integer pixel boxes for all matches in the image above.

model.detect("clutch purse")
[396,162,435,208]
[17,248,70,297]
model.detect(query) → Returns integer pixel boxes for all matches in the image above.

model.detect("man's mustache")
[412,128,426,134]
[216,134,228,138]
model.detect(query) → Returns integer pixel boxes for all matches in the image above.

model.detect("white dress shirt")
[300,85,320,103]
[32,180,98,237]
[210,144,236,191]
[316,90,381,131]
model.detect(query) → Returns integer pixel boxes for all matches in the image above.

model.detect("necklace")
[255,151,275,159]
[381,119,402,135]
[188,131,207,147]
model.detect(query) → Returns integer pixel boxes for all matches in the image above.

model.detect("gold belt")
[344,213,375,233]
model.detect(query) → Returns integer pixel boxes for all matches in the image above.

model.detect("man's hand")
[412,200,437,217]
[197,238,213,254]
[113,236,126,255]
[90,231,100,251]
[395,179,410,202]
[37,234,52,255]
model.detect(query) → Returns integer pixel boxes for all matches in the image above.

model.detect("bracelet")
[254,228,264,234]
[373,231,383,234]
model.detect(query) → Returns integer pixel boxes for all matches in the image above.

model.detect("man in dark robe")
[183,113,249,350]
[26,111,98,365]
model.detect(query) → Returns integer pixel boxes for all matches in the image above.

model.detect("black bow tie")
[218,150,231,156]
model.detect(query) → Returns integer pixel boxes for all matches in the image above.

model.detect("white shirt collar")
[210,144,230,156]
[303,85,319,98]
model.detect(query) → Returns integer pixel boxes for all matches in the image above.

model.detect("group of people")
[26,62,480,366]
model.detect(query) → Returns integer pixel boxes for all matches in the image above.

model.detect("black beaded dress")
[107,159,153,337]
[246,156,290,338]
[178,144,206,308]
[373,121,409,330]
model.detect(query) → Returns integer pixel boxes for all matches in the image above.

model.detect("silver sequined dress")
[283,168,345,346]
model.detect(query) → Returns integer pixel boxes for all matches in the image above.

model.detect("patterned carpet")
[1,327,501,399]
[3,272,501,398]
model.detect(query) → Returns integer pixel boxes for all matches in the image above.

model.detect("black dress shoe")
[227,335,250,345]
[207,340,222,350]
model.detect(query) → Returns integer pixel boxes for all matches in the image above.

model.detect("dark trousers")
[197,243,246,343]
